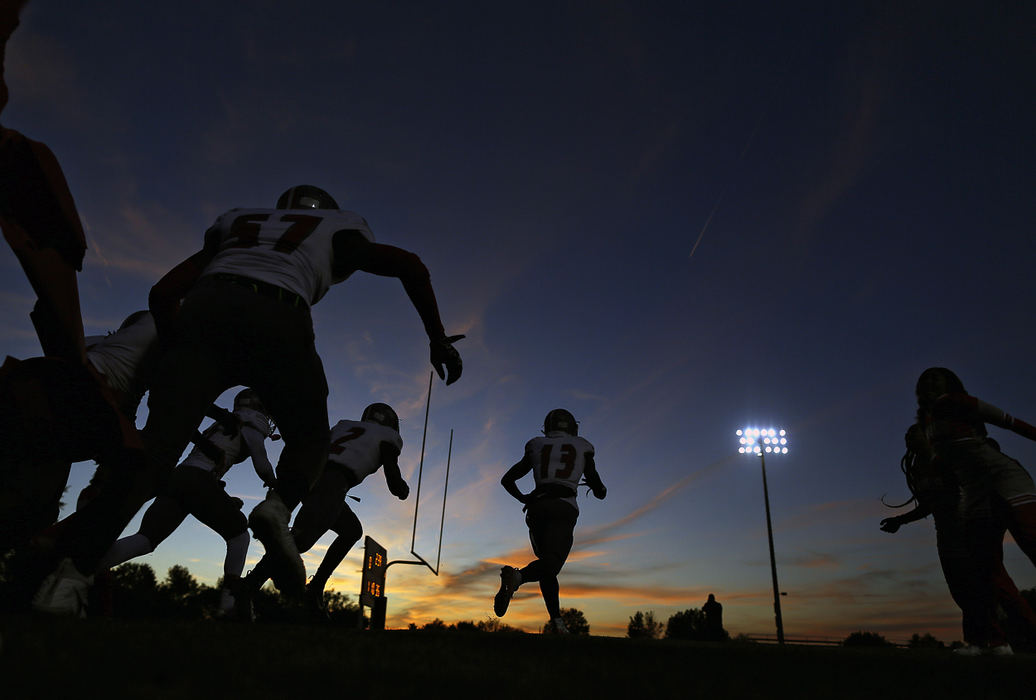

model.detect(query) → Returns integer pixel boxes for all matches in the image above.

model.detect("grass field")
[0,615,1030,699]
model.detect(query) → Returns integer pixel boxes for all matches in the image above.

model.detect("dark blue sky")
[2,1,1033,638]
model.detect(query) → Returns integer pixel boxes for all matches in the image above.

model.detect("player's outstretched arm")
[340,234,464,384]
[974,396,1036,442]
[381,444,409,500]
[879,504,930,533]
[501,459,532,504]
[583,455,607,499]
[149,248,214,346]
[242,424,277,489]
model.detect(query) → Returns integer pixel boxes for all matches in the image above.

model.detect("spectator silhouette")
[703,593,724,641]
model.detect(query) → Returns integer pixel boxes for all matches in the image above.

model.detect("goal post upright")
[362,372,454,629]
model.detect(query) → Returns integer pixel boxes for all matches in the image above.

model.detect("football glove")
[593,485,607,500]
[430,334,465,385]
[390,479,410,500]
[879,517,900,533]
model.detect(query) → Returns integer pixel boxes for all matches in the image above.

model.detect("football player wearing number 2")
[495,409,606,633]
[31,185,464,613]
[241,402,408,618]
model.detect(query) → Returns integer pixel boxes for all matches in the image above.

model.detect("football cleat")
[549,617,570,635]
[543,408,578,436]
[31,557,92,618]
[276,185,338,210]
[216,588,236,616]
[493,566,523,617]
[361,402,400,432]
[988,644,1014,656]
[952,644,983,657]
[249,492,306,597]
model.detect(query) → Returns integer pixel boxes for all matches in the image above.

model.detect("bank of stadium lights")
[735,426,788,645]
[736,428,788,455]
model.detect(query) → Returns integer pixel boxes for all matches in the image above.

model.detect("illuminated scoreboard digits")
[359,536,387,607]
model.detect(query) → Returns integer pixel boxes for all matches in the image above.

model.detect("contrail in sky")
[689,73,788,261]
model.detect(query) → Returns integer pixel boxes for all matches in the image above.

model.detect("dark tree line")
[91,562,362,624]
[411,608,590,635]
[627,607,729,641]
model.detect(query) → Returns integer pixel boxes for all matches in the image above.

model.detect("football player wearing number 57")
[495,409,606,634]
[32,184,464,613]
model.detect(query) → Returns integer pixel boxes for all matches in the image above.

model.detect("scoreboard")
[360,536,387,607]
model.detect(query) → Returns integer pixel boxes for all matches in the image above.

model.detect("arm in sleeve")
[242,425,276,488]
[973,396,1036,442]
[336,233,447,341]
[880,503,932,533]
[501,457,533,504]
[380,442,409,500]
[149,248,214,346]
[583,454,607,499]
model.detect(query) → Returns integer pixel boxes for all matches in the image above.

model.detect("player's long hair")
[882,423,929,509]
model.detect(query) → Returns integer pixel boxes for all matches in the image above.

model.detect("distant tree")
[477,618,523,634]
[323,590,362,626]
[421,618,448,631]
[665,608,707,640]
[627,610,664,639]
[908,633,945,649]
[542,608,590,636]
[842,631,893,647]
[108,562,159,618]
[453,620,478,632]
[158,564,211,618]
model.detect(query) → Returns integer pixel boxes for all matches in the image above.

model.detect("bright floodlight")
[737,427,789,456]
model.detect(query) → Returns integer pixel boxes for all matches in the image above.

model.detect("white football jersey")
[85,313,159,420]
[525,431,595,511]
[201,208,375,306]
[180,407,275,478]
[326,419,403,484]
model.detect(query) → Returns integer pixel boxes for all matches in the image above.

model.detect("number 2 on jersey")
[539,443,578,480]
[228,213,322,252]
[330,426,366,454]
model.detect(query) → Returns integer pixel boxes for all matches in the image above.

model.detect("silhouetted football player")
[36,185,464,613]
[495,409,605,633]
[98,389,276,617]
[880,422,1036,653]
[912,368,1036,655]
[240,402,408,619]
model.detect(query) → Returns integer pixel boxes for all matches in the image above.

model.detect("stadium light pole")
[737,427,788,645]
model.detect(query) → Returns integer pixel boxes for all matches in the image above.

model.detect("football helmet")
[275,185,339,210]
[234,388,266,414]
[915,367,964,405]
[361,402,399,432]
[543,408,577,436]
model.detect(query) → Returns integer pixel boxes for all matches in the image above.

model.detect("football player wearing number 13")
[31,185,464,612]
[495,409,606,634]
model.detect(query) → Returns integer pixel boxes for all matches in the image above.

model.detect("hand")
[593,485,607,500]
[394,482,410,500]
[430,334,465,385]
[263,477,279,491]
[879,517,900,533]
